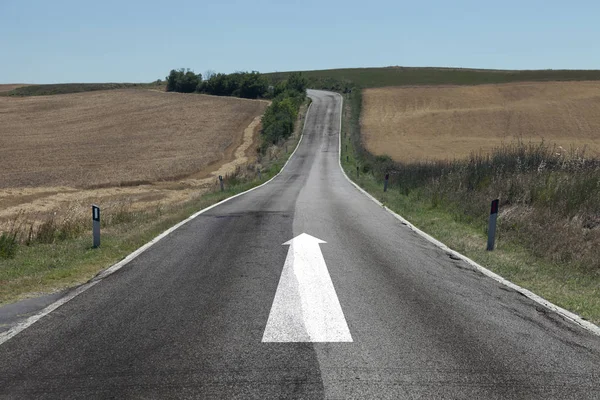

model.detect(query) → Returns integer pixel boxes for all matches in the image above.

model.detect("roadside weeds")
[339,91,600,326]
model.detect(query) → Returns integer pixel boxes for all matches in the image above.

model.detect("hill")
[266,66,600,89]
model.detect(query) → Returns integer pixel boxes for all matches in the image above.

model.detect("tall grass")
[366,141,600,272]
[337,87,600,321]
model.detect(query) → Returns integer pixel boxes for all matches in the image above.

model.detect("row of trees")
[165,69,308,101]
[201,71,268,98]
[165,69,271,99]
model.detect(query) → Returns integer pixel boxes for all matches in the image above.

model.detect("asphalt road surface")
[1,90,599,399]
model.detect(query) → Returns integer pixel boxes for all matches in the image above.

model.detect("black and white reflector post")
[487,199,499,251]
[258,168,261,180]
[384,173,390,192]
[92,205,101,248]
[219,175,224,192]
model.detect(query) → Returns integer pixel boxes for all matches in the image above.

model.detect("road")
[1,89,599,399]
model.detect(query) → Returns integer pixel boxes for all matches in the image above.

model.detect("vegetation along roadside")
[277,67,600,325]
[0,73,309,305]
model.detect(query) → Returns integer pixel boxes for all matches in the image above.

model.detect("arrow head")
[283,233,327,246]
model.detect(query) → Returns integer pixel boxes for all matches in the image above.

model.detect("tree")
[165,68,202,93]
[203,73,228,95]
[204,69,216,81]
[287,72,307,94]
[239,71,268,99]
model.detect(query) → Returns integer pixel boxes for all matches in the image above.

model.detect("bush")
[239,71,268,99]
[259,78,306,151]
[166,69,202,93]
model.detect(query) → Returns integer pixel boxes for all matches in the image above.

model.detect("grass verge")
[0,102,309,305]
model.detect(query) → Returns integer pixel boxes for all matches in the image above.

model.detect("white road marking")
[262,233,353,343]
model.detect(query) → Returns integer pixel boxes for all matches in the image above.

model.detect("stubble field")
[361,81,600,162]
[0,89,268,228]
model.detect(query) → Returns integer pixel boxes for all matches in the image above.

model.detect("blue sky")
[1,0,599,83]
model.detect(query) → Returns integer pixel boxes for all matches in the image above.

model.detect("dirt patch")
[0,89,267,228]
[362,81,600,162]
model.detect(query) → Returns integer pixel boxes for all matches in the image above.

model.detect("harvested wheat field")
[362,81,600,162]
[0,89,268,227]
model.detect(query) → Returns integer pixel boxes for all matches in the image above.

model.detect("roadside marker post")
[487,199,499,251]
[92,205,100,248]
[219,175,224,192]
[356,166,359,179]
[384,173,389,192]
[258,168,262,180]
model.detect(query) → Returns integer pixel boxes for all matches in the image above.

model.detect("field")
[266,66,600,90]
[0,89,268,229]
[361,81,600,162]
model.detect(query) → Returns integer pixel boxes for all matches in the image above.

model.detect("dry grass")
[362,81,600,162]
[0,89,268,229]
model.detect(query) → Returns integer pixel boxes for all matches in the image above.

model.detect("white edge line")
[0,101,314,346]
[333,91,600,337]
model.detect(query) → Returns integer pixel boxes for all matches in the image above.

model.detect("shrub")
[166,69,202,93]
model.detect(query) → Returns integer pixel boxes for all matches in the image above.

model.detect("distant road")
[1,90,599,399]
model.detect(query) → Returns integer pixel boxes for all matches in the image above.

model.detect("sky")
[1,0,599,83]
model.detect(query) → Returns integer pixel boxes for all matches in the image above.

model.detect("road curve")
[1,90,599,399]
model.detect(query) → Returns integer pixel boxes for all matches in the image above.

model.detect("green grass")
[266,66,600,90]
[338,91,600,326]
[0,82,165,97]
[0,101,308,305]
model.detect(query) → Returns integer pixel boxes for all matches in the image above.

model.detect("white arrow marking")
[262,233,353,342]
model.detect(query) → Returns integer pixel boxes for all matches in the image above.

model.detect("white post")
[487,199,499,251]
[92,205,100,248]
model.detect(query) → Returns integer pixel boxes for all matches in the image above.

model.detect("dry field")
[362,81,600,162]
[0,89,268,227]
